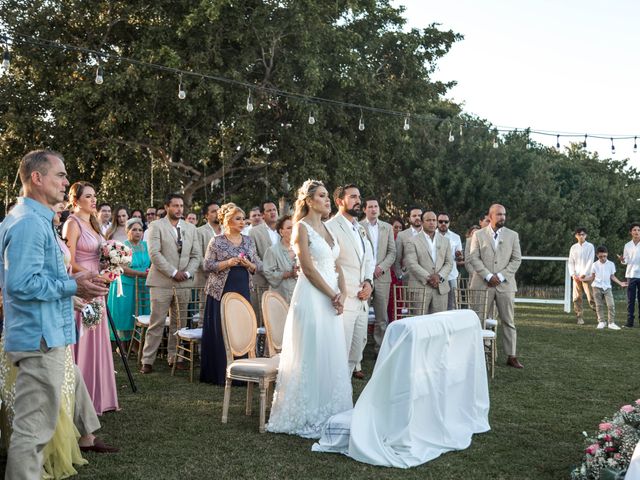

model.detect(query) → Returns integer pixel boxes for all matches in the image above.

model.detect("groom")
[326,184,375,378]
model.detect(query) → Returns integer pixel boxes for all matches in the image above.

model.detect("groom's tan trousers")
[343,297,369,374]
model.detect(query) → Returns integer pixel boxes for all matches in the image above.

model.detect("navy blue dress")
[200,266,250,385]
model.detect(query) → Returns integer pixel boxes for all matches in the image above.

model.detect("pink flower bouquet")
[100,240,133,297]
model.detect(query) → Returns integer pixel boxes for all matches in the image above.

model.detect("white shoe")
[597,322,606,329]
[608,323,621,330]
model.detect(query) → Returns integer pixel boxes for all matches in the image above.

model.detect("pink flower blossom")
[603,434,612,441]
[599,422,613,431]
[615,453,622,459]
[586,444,600,455]
[620,405,635,413]
[605,447,617,453]
[238,252,246,259]
[635,399,640,405]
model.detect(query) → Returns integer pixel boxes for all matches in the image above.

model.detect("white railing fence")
[514,256,571,313]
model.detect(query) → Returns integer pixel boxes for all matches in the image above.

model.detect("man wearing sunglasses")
[437,213,463,310]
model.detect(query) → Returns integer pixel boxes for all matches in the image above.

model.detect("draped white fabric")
[313,309,490,468]
[625,441,640,479]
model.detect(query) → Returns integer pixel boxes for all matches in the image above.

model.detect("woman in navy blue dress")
[200,203,262,385]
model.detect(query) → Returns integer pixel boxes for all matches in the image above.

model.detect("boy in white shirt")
[585,246,627,330]
[568,226,596,325]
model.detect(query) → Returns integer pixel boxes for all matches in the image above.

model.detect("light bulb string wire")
[3,32,640,142]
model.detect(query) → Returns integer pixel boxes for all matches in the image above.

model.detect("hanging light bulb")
[94,65,104,85]
[492,137,498,149]
[556,134,560,150]
[634,136,638,154]
[459,124,463,138]
[246,91,254,112]
[525,142,531,150]
[177,75,186,100]
[358,112,365,131]
[611,137,616,154]
[583,134,587,149]
[2,50,10,70]
[308,111,315,125]
[448,128,454,143]
[403,116,410,131]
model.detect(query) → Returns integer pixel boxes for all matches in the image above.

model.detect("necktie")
[494,231,498,241]
[176,225,183,254]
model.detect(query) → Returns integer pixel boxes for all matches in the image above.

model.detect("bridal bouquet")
[572,401,640,479]
[100,240,133,297]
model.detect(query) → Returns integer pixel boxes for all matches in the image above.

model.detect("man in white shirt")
[394,207,423,284]
[241,206,263,235]
[437,212,464,310]
[97,203,111,235]
[568,227,596,325]
[618,222,640,327]
[586,245,626,330]
[248,201,280,317]
[361,198,396,353]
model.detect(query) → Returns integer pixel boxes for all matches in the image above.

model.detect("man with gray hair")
[0,150,110,479]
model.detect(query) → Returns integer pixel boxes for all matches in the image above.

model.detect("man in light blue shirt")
[0,150,108,480]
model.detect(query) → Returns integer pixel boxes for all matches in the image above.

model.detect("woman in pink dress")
[63,182,119,415]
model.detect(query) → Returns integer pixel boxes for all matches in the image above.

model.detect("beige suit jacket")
[360,219,396,285]
[405,233,452,294]
[469,226,522,293]
[195,223,219,287]
[146,218,201,289]
[326,214,375,310]
[394,227,420,281]
[249,223,279,287]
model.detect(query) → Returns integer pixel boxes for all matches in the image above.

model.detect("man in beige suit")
[469,203,523,369]
[141,193,202,374]
[248,201,280,318]
[195,201,221,288]
[404,211,452,313]
[361,198,396,352]
[326,185,375,378]
[394,206,423,284]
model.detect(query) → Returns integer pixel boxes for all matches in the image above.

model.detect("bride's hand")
[332,292,344,314]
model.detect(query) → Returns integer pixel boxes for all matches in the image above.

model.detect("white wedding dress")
[266,220,353,438]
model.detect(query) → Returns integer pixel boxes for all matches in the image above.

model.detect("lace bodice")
[298,220,339,281]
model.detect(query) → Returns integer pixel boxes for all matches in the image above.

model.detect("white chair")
[261,290,288,357]
[220,292,279,433]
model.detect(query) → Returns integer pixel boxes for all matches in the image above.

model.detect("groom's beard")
[346,207,362,219]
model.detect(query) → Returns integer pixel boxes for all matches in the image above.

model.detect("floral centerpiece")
[572,401,640,479]
[100,240,133,297]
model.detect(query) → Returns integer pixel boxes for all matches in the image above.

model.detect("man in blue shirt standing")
[0,150,109,480]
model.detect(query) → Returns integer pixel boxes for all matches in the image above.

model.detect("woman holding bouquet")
[64,181,119,415]
[107,217,150,349]
[200,203,262,385]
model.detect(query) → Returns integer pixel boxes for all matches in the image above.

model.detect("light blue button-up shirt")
[0,197,77,351]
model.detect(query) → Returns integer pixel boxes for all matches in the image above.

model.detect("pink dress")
[68,215,119,415]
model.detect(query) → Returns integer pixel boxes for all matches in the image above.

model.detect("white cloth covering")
[626,440,640,479]
[313,309,490,468]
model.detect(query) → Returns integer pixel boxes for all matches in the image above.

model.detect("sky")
[394,0,640,167]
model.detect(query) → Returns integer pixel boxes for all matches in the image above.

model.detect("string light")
[583,134,587,149]
[358,111,365,131]
[177,74,186,100]
[246,91,254,112]
[448,128,454,143]
[611,137,616,154]
[403,116,410,131]
[308,111,315,125]
[556,134,560,150]
[634,137,638,153]
[492,137,498,149]
[459,124,463,139]
[94,65,103,85]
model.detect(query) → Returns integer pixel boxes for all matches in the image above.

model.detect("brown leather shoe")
[79,437,119,453]
[175,362,189,371]
[352,370,365,380]
[506,356,524,369]
[140,364,153,374]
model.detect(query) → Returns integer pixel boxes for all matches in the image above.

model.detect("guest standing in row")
[107,218,150,348]
[64,182,119,415]
[387,217,404,322]
[105,206,129,242]
[201,203,261,385]
[263,215,298,304]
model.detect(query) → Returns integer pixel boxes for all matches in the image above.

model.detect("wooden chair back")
[392,285,427,321]
[221,292,257,364]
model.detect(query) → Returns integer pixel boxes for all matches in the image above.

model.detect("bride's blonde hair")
[292,179,325,223]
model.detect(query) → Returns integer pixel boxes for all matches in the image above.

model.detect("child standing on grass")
[584,245,627,330]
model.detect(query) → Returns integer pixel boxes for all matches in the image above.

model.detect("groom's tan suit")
[326,213,375,374]
[143,217,201,365]
[404,232,452,313]
[469,225,522,356]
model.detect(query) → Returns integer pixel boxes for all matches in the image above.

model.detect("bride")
[267,180,353,438]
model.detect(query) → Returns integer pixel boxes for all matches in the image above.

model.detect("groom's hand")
[357,281,372,300]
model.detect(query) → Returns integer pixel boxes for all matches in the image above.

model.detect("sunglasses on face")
[438,220,449,224]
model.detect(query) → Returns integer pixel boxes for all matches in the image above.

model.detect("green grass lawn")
[5,303,640,479]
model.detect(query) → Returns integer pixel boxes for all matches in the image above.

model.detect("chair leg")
[137,328,146,366]
[222,378,232,424]
[259,378,267,433]
[188,340,194,383]
[246,382,253,416]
